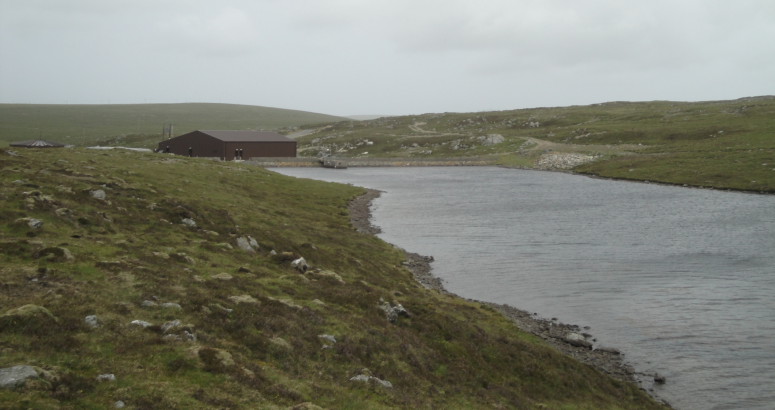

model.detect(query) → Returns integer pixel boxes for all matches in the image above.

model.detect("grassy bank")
[295,96,775,192]
[0,103,349,148]
[0,147,664,409]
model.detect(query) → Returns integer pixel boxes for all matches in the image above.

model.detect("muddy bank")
[348,189,672,408]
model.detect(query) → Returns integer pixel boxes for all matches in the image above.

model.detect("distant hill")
[346,115,391,121]
[0,103,349,147]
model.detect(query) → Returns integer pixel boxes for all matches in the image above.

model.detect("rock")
[654,373,666,384]
[129,320,152,328]
[90,190,106,200]
[248,236,259,249]
[141,300,158,308]
[175,253,196,265]
[318,334,336,344]
[565,336,593,349]
[566,333,585,341]
[0,366,39,389]
[228,295,259,304]
[161,320,181,332]
[2,304,57,322]
[291,257,308,272]
[192,275,205,282]
[349,369,392,388]
[15,217,43,229]
[208,303,233,313]
[379,299,409,323]
[216,242,233,250]
[596,347,620,355]
[55,208,71,218]
[269,337,292,350]
[191,347,235,367]
[204,230,219,236]
[96,374,116,382]
[311,299,326,306]
[164,334,182,341]
[290,402,325,410]
[236,237,255,253]
[84,315,99,328]
[152,252,170,259]
[161,302,182,310]
[237,266,251,273]
[212,273,233,280]
[478,134,505,146]
[181,218,196,227]
[311,270,344,283]
[270,250,277,256]
[277,298,302,309]
[114,401,126,408]
[39,247,74,261]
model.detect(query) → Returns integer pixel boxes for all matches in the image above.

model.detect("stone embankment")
[535,152,597,170]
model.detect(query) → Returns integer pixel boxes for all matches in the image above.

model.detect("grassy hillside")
[0,147,664,409]
[0,103,349,148]
[295,96,775,192]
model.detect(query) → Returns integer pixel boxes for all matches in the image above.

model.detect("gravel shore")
[348,189,672,408]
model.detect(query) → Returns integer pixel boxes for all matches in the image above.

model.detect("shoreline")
[348,188,673,408]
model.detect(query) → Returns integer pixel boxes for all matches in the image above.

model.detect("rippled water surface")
[275,167,775,410]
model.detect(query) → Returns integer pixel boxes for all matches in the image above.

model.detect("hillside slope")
[295,96,775,192]
[0,103,349,148]
[0,147,665,409]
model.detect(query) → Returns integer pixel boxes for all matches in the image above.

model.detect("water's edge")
[348,188,673,408]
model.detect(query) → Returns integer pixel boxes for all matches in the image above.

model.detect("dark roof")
[200,130,294,143]
[10,140,65,148]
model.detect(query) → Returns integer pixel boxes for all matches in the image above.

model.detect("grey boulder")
[0,365,39,389]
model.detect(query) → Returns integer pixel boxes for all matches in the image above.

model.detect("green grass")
[296,96,775,192]
[0,147,665,409]
[0,103,349,148]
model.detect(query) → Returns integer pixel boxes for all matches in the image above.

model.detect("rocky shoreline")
[348,189,672,408]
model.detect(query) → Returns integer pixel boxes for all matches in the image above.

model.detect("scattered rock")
[164,334,182,341]
[228,295,259,304]
[181,218,196,227]
[152,252,170,259]
[161,320,181,333]
[184,330,197,341]
[193,275,205,282]
[270,250,277,256]
[654,373,666,384]
[237,266,251,273]
[318,334,336,344]
[212,273,233,281]
[96,374,116,382]
[216,242,233,250]
[311,299,326,306]
[172,253,196,265]
[114,400,126,408]
[478,134,505,146]
[236,237,255,253]
[276,298,302,310]
[129,320,152,328]
[0,365,39,390]
[248,236,259,249]
[84,315,99,328]
[161,302,181,310]
[290,402,325,410]
[535,153,596,170]
[291,257,308,272]
[204,230,219,236]
[141,300,158,308]
[90,190,106,200]
[596,347,621,355]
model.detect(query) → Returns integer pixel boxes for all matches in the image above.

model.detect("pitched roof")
[199,130,294,142]
[10,139,66,148]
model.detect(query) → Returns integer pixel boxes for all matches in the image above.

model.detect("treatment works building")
[158,130,296,160]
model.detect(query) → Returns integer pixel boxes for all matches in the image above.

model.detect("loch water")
[275,166,775,410]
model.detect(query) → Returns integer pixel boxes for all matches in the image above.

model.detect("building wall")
[158,131,223,158]
[224,141,296,160]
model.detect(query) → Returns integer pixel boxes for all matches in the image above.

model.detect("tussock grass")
[0,148,664,409]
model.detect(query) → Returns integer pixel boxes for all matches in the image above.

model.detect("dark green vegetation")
[296,96,775,192]
[0,103,348,148]
[0,148,664,409]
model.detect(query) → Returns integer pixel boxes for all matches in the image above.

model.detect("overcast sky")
[1,0,773,116]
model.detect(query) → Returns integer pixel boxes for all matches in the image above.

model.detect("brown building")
[158,130,296,160]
